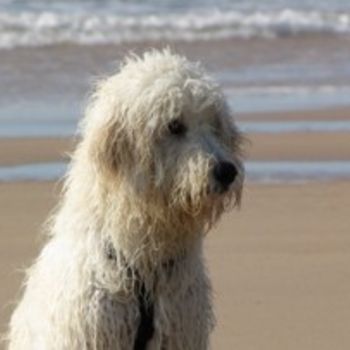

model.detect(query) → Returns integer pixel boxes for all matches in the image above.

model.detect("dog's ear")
[90,119,128,175]
[83,80,132,176]
[217,110,245,157]
[229,121,245,156]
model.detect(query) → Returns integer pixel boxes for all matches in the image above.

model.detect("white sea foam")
[0,9,350,49]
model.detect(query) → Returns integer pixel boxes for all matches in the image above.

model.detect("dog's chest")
[85,256,210,350]
[86,287,139,349]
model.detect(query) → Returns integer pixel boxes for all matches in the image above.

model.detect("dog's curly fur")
[7,49,244,350]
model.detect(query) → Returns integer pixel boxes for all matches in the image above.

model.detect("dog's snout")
[213,161,237,188]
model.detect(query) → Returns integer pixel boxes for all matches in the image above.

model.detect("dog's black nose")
[213,161,237,188]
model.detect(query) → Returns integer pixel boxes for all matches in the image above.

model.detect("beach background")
[1,0,350,348]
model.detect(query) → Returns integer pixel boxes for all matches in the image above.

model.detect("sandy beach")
[1,0,350,347]
[1,182,350,349]
[1,106,350,349]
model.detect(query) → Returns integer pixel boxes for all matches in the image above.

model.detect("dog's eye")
[168,119,187,136]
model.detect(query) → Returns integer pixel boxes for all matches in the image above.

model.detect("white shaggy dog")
[7,50,244,350]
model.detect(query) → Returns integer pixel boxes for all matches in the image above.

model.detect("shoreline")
[1,1,350,347]
[1,130,350,167]
[236,106,350,121]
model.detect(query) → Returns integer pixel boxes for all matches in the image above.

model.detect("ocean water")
[1,1,350,183]
[0,0,350,125]
[2,161,350,183]
[1,0,350,48]
[3,120,350,138]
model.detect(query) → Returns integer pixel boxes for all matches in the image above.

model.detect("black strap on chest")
[133,282,155,350]
[105,241,177,349]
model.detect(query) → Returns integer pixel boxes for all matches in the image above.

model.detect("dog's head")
[82,50,244,231]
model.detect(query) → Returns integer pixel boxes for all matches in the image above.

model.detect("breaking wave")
[0,9,350,49]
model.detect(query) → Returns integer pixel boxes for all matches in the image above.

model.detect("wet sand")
[1,131,350,166]
[0,138,75,166]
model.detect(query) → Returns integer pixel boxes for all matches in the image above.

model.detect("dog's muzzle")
[213,161,237,193]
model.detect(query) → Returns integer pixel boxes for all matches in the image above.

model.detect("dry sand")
[208,182,350,350]
[1,181,350,350]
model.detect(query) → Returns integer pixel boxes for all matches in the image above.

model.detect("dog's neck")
[104,238,177,272]
[95,181,204,257]
[58,159,205,260]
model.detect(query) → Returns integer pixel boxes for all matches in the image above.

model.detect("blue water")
[0,121,77,138]
[0,162,68,182]
[1,0,350,130]
[239,120,350,134]
[228,85,350,113]
[2,120,350,138]
[246,161,350,183]
[2,161,350,183]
